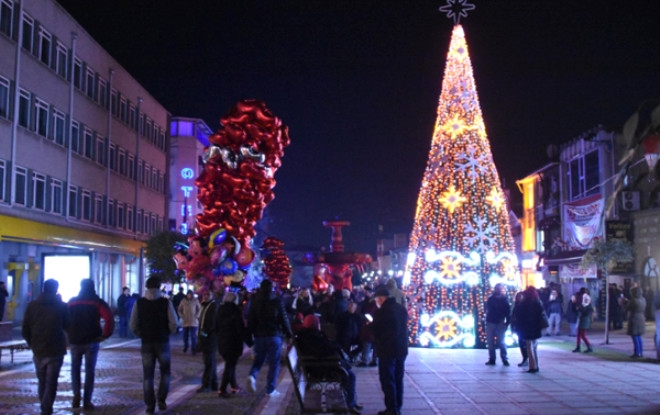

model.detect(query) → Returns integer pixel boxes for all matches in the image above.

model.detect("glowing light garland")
[405,25,520,349]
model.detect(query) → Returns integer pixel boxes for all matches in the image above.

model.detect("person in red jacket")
[67,279,114,410]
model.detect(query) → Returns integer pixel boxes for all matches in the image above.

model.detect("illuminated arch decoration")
[404,19,520,349]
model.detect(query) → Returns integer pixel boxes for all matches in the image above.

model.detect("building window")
[32,172,45,210]
[56,42,67,78]
[14,166,27,205]
[118,149,126,175]
[110,89,118,116]
[18,89,30,128]
[94,194,104,224]
[0,160,6,202]
[143,211,150,234]
[129,104,136,129]
[53,110,65,145]
[568,150,601,201]
[146,118,153,142]
[151,215,157,235]
[128,154,135,180]
[85,67,95,99]
[120,97,127,122]
[0,0,12,37]
[38,27,51,66]
[145,164,151,188]
[68,185,77,218]
[83,128,94,160]
[82,189,91,221]
[50,178,62,214]
[151,169,158,191]
[97,78,107,108]
[21,13,33,52]
[0,76,9,118]
[73,58,82,89]
[107,199,115,227]
[117,202,125,229]
[109,144,116,171]
[35,98,48,136]
[139,113,145,135]
[70,121,80,153]
[96,136,106,166]
[127,205,134,231]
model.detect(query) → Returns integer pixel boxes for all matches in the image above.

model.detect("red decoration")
[262,236,292,290]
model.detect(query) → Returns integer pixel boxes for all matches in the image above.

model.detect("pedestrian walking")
[67,279,115,410]
[545,289,563,336]
[216,291,251,397]
[196,289,219,393]
[117,286,130,337]
[370,285,408,415]
[515,286,548,373]
[178,290,201,354]
[573,287,593,353]
[510,291,528,367]
[130,276,178,414]
[22,279,70,415]
[485,283,511,366]
[246,279,293,397]
[623,286,646,358]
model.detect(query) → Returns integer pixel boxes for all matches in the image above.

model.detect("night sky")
[56,0,660,255]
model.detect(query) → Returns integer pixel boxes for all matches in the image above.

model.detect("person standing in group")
[216,291,251,397]
[196,289,219,393]
[116,286,131,338]
[178,290,201,354]
[573,287,593,353]
[246,279,292,397]
[67,279,115,410]
[0,280,9,321]
[510,291,528,367]
[22,279,70,415]
[485,283,511,366]
[544,289,563,336]
[624,286,646,358]
[515,286,548,373]
[130,276,178,414]
[370,285,408,415]
[172,285,186,331]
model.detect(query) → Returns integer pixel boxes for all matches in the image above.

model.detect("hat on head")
[302,314,321,331]
[374,285,390,298]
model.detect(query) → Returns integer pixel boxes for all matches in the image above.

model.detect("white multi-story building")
[0,0,170,321]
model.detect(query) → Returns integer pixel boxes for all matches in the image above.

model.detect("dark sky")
[56,0,660,255]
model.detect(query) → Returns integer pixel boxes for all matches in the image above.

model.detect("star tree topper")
[439,0,476,24]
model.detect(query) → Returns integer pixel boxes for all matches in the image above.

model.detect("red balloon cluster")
[262,236,292,290]
[195,100,291,247]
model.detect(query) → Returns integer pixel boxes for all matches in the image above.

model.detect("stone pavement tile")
[516,402,574,415]
[475,403,535,414]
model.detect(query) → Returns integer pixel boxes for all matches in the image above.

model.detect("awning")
[543,249,587,267]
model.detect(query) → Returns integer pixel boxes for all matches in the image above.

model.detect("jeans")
[343,369,358,408]
[632,335,643,356]
[70,342,100,402]
[119,315,129,337]
[378,356,405,414]
[140,342,171,411]
[249,336,282,394]
[220,352,240,392]
[546,313,561,335]
[182,326,197,352]
[486,322,508,362]
[201,349,218,389]
[33,355,64,415]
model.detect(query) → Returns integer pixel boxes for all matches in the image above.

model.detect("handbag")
[540,310,550,329]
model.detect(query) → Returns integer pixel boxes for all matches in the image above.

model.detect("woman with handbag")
[515,286,548,373]
[573,288,594,353]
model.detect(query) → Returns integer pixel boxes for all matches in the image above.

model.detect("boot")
[517,358,528,367]
[572,347,581,352]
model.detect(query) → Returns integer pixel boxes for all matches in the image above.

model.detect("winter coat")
[216,302,250,358]
[178,296,201,327]
[626,295,646,336]
[514,299,546,340]
[370,297,408,359]
[486,293,510,324]
[68,289,114,344]
[578,304,593,330]
[22,292,70,358]
[247,291,292,339]
[197,299,219,352]
[129,288,178,343]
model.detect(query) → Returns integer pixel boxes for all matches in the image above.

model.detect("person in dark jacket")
[485,283,511,366]
[67,279,115,410]
[130,277,178,415]
[216,291,251,397]
[544,289,563,336]
[22,279,70,415]
[335,301,363,361]
[296,314,363,414]
[196,289,219,392]
[573,287,593,353]
[117,286,130,337]
[370,285,408,415]
[510,291,528,367]
[515,286,547,373]
[624,286,646,358]
[246,279,293,397]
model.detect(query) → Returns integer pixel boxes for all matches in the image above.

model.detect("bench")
[0,340,30,367]
[286,344,350,414]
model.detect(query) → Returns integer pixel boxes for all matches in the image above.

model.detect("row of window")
[0,77,166,194]
[0,160,164,235]
[0,0,167,151]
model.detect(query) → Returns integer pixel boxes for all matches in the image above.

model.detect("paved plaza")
[1,321,659,415]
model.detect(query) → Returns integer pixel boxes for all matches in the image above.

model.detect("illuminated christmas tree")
[404,9,519,348]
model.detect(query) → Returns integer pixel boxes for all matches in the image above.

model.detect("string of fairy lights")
[404,19,520,348]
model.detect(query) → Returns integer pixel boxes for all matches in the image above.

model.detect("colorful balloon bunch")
[261,236,292,290]
[195,99,291,247]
